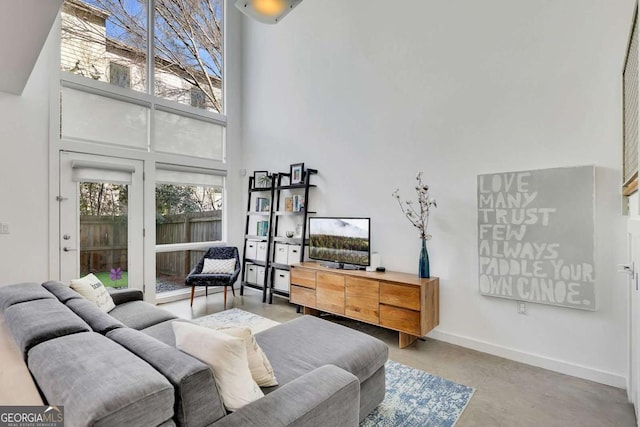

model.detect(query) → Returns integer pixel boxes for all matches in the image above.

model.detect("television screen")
[308,217,370,266]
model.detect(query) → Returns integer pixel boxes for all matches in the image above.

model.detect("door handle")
[619,263,635,276]
[63,247,77,252]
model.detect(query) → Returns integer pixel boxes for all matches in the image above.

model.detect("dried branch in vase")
[392,172,437,240]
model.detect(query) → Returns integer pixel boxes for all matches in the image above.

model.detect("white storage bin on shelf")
[257,266,266,285]
[246,241,258,260]
[245,263,257,284]
[273,269,290,292]
[274,243,288,264]
[287,244,301,265]
[256,242,268,262]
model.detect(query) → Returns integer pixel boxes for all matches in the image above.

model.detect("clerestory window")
[60,0,223,113]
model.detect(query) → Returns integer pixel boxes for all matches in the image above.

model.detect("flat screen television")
[308,217,370,268]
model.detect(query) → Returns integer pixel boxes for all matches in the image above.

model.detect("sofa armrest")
[107,287,143,305]
[213,365,360,427]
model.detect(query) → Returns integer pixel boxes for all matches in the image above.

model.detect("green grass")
[94,271,129,288]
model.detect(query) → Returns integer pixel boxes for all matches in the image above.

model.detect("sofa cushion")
[107,327,226,427]
[173,321,264,412]
[0,283,55,312]
[211,365,360,427]
[70,273,116,312]
[109,300,177,330]
[202,258,236,274]
[359,366,386,421]
[65,298,125,334]
[0,315,43,405]
[107,287,144,305]
[4,298,91,358]
[28,332,174,427]
[141,318,192,346]
[255,316,388,387]
[41,281,83,303]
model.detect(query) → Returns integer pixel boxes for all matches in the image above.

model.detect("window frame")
[50,0,230,303]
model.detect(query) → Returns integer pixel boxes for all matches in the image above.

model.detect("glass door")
[59,152,144,292]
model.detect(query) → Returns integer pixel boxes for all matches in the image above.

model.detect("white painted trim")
[143,160,157,303]
[156,241,227,253]
[155,287,222,304]
[428,329,626,389]
[61,72,227,125]
[48,14,62,280]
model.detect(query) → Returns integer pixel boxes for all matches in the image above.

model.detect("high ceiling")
[0,0,63,95]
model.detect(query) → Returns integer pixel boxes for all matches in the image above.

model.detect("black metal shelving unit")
[240,174,276,303]
[268,168,318,303]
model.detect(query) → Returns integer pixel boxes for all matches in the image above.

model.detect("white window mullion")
[147,0,155,97]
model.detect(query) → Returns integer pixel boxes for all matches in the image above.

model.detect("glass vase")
[419,238,430,278]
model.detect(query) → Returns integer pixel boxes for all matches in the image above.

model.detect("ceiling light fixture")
[234,0,304,24]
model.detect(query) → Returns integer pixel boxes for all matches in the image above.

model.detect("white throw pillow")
[70,273,116,313]
[202,258,236,274]
[218,327,278,387]
[172,322,263,411]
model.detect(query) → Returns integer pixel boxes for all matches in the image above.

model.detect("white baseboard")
[428,329,626,389]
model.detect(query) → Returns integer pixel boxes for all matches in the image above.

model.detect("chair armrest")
[212,365,360,427]
[107,288,143,305]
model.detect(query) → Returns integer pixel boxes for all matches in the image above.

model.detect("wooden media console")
[289,262,439,348]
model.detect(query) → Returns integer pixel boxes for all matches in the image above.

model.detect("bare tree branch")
[62,0,223,112]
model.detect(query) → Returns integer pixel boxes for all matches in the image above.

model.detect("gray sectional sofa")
[0,281,388,427]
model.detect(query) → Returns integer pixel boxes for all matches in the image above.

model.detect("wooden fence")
[80,211,222,277]
[156,211,223,278]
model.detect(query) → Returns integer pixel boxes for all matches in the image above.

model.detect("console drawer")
[345,277,379,324]
[380,282,420,311]
[290,267,316,289]
[316,278,345,315]
[290,285,316,307]
[317,272,344,287]
[379,304,421,336]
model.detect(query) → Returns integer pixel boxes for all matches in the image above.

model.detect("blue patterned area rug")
[194,309,474,426]
[361,360,474,427]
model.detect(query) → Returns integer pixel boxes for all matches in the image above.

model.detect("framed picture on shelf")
[253,171,270,189]
[292,195,305,212]
[290,163,304,185]
[255,197,270,212]
[284,197,293,212]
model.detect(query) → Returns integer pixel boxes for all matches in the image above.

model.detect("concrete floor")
[161,289,636,427]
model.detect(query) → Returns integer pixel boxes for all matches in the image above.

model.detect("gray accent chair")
[185,246,241,308]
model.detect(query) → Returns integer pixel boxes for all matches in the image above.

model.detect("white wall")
[241,0,637,386]
[0,24,56,284]
[224,1,245,251]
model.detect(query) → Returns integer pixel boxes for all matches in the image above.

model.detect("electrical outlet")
[517,301,527,315]
[0,223,8,234]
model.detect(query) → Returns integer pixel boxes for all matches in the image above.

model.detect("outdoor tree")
[79,183,128,216]
[156,184,222,219]
[62,0,223,112]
